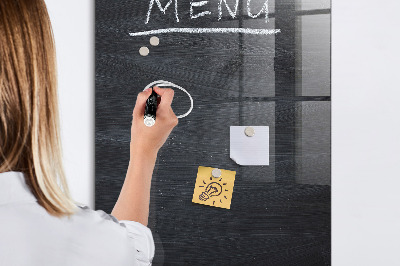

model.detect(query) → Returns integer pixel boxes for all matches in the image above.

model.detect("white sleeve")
[118,219,155,265]
[78,205,155,265]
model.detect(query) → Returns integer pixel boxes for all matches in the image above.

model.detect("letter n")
[218,0,240,20]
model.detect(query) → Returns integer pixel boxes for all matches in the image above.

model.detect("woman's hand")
[130,87,178,159]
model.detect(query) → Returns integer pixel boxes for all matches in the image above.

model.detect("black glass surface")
[96,0,331,264]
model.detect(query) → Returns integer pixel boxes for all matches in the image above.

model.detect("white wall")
[332,0,400,265]
[45,0,400,264]
[45,0,94,208]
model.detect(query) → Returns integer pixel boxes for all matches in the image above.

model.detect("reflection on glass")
[299,0,330,10]
[296,102,330,185]
[243,18,275,97]
[296,14,331,96]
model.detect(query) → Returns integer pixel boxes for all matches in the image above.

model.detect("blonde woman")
[0,0,178,265]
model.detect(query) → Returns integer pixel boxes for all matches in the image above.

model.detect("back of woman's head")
[0,0,77,217]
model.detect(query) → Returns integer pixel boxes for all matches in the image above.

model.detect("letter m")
[146,0,179,24]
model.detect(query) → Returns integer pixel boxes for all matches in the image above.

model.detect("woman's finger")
[153,87,175,107]
[132,88,152,118]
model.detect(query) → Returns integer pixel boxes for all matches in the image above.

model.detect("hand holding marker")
[143,80,193,127]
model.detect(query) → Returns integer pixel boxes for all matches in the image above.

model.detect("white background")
[45,0,400,264]
[46,0,94,208]
[332,0,400,264]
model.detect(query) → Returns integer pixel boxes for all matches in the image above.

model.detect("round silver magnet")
[244,126,255,137]
[139,46,149,56]
[211,168,222,178]
[149,36,160,46]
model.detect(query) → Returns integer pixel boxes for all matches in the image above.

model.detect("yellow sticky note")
[192,166,236,209]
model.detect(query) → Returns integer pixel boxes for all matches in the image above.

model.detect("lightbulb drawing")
[199,182,222,201]
[192,166,236,209]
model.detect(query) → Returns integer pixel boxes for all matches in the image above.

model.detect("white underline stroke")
[129,27,281,36]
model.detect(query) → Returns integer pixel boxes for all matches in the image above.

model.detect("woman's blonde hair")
[0,0,77,217]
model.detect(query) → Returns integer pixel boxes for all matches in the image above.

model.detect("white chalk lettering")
[218,0,240,21]
[146,0,179,24]
[190,1,211,19]
[247,0,269,22]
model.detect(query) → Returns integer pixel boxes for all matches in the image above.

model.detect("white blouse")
[0,171,155,266]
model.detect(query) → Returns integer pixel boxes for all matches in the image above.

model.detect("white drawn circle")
[149,36,160,46]
[139,46,149,56]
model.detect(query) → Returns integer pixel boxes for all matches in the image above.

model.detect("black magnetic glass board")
[95,0,331,264]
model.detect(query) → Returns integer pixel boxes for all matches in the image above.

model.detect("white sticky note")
[230,126,269,166]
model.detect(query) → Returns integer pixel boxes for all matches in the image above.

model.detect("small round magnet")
[244,126,255,137]
[150,36,160,46]
[139,46,149,56]
[211,168,222,178]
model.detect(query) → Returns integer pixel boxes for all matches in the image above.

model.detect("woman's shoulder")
[74,203,120,225]
[75,203,153,237]
[73,204,155,264]
[0,201,140,265]
[70,203,133,243]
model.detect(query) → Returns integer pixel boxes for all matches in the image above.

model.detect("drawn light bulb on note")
[199,182,222,201]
